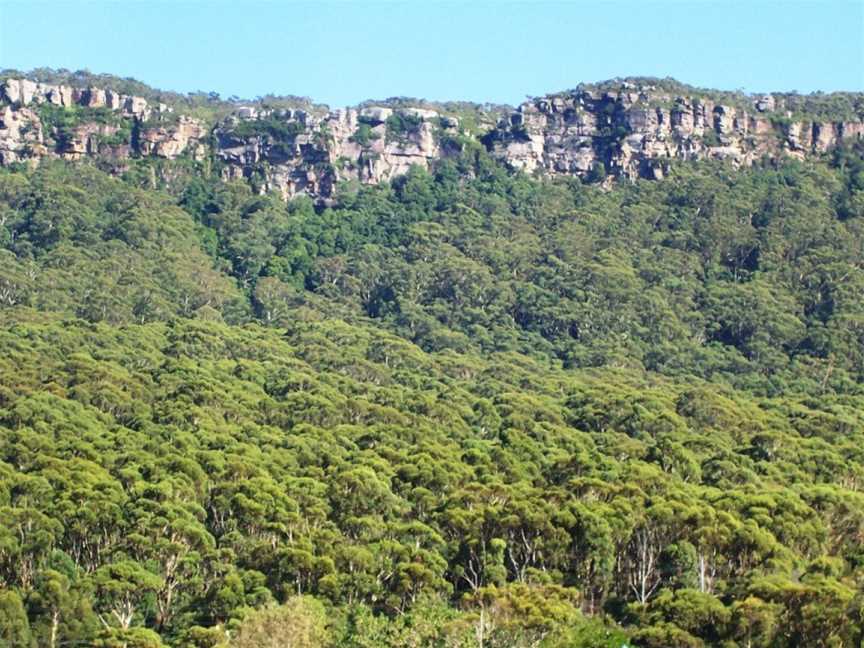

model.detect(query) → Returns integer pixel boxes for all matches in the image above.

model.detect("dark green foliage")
[385,112,423,142]
[0,162,242,323]
[701,129,721,146]
[350,123,379,147]
[36,104,132,152]
[0,138,863,647]
[157,142,864,395]
[229,115,308,142]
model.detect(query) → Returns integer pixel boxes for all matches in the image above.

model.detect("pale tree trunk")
[628,527,661,604]
[475,606,494,648]
[113,596,135,630]
[697,551,717,594]
[50,609,59,648]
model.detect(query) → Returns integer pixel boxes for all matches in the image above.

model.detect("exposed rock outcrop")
[0,78,205,166]
[0,77,457,200]
[213,105,454,200]
[0,105,46,165]
[1,76,862,198]
[486,85,864,181]
[2,78,153,118]
[138,116,208,160]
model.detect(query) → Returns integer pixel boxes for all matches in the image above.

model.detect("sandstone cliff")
[0,77,205,166]
[214,105,458,199]
[1,76,862,200]
[485,82,864,181]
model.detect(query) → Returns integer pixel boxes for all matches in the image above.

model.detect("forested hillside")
[1,135,863,647]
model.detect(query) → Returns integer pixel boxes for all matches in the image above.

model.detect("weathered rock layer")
[213,105,457,200]
[2,77,862,200]
[486,86,864,181]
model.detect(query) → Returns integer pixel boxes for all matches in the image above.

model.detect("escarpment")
[0,78,206,167]
[213,105,458,200]
[0,77,459,201]
[486,84,864,181]
[1,76,862,199]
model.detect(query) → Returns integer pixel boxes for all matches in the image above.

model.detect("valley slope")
[0,71,863,648]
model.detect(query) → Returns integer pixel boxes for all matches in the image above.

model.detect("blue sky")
[1,1,862,107]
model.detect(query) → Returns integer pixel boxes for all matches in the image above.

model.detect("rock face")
[2,78,154,117]
[0,77,455,200]
[0,105,46,165]
[1,76,862,198]
[138,116,208,160]
[214,105,454,200]
[485,85,864,181]
[0,77,204,166]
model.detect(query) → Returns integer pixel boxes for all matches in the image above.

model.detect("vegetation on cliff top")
[8,68,864,128]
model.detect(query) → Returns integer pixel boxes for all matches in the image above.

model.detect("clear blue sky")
[1,0,862,107]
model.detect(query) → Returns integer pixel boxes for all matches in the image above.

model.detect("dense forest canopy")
[0,132,863,647]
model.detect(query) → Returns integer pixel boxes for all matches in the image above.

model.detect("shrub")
[230,597,329,648]
[350,122,379,147]
[385,112,423,143]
